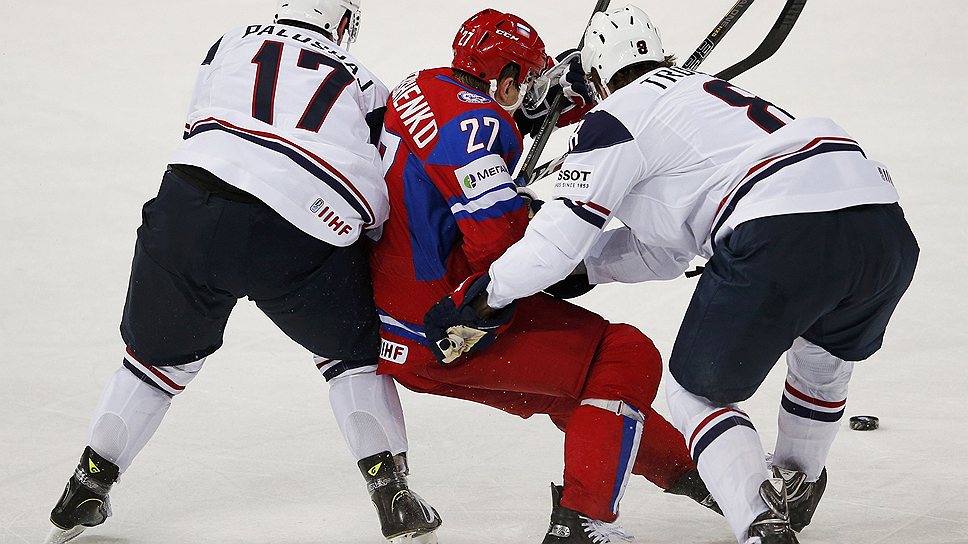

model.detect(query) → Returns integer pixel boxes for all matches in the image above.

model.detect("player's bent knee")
[595,323,663,410]
[122,348,205,396]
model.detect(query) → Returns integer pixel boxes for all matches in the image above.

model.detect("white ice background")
[1,1,966,543]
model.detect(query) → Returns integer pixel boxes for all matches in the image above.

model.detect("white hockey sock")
[87,367,174,473]
[774,338,853,480]
[328,368,408,461]
[667,375,769,544]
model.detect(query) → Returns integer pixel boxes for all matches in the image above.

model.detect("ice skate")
[663,468,722,515]
[772,466,826,532]
[360,451,442,543]
[745,475,799,544]
[541,484,634,544]
[45,447,119,544]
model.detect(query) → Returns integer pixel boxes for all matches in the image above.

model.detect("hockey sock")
[560,400,643,522]
[87,366,174,473]
[667,376,769,544]
[328,368,408,461]
[774,338,853,481]
[632,408,696,489]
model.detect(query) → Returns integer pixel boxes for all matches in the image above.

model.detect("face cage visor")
[522,49,581,112]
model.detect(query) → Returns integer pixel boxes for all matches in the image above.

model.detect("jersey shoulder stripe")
[187,117,376,225]
[710,136,866,248]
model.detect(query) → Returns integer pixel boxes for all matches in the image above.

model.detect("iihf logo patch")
[310,198,325,214]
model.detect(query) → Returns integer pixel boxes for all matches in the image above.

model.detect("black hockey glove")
[543,273,596,300]
[424,273,516,365]
[557,49,595,108]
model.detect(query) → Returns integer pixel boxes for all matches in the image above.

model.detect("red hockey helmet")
[452,9,549,87]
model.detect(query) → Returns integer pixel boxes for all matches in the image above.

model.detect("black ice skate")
[46,446,120,544]
[746,474,799,544]
[663,468,723,515]
[772,466,827,532]
[359,451,442,543]
[542,484,634,544]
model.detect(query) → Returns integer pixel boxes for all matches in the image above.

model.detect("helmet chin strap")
[489,79,526,113]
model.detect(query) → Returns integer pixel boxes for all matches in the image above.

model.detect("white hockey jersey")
[169,23,389,246]
[487,66,900,307]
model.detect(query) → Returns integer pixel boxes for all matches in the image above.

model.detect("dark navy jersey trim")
[187,121,373,224]
[122,360,175,397]
[693,416,756,461]
[202,37,223,66]
[559,198,607,229]
[321,359,378,381]
[781,397,845,423]
[366,107,387,147]
[571,110,634,154]
[711,141,866,249]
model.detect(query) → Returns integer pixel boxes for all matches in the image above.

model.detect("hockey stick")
[527,0,808,185]
[683,0,756,70]
[716,0,807,80]
[514,0,611,187]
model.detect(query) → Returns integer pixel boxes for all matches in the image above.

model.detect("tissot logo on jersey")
[453,155,512,198]
[391,72,439,149]
[555,166,594,196]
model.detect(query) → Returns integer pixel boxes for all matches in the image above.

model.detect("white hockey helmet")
[274,0,362,45]
[581,4,665,87]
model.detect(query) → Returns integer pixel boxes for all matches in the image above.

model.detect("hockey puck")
[849,415,879,431]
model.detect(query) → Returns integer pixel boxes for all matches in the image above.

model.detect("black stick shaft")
[517,0,611,185]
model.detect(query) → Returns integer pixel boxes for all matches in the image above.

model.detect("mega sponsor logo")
[453,154,512,198]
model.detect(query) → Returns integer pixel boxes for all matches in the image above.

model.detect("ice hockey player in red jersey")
[42,2,441,543]
[431,5,919,544]
[371,9,718,543]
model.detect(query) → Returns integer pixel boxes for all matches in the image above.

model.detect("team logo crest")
[458,90,490,104]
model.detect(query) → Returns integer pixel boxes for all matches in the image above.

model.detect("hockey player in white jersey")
[43,2,440,543]
[426,5,919,544]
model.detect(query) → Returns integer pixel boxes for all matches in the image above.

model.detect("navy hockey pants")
[120,166,380,366]
[669,203,919,404]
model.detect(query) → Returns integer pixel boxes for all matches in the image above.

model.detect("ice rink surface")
[1,1,966,542]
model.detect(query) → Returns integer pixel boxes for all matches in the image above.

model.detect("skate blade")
[44,525,86,544]
[390,531,438,544]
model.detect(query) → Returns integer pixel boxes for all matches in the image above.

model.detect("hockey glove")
[517,187,545,219]
[423,273,515,365]
[543,273,596,300]
[557,49,595,109]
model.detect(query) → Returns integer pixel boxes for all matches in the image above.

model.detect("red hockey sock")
[632,408,696,489]
[560,403,643,522]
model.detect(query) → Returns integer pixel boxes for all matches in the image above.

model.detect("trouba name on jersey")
[390,72,438,149]
[243,25,361,76]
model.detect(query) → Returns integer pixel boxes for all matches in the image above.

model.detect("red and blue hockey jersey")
[371,68,528,362]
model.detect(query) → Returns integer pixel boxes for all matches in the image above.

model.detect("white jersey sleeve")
[487,65,900,308]
[169,23,390,246]
[486,110,646,308]
[585,227,693,284]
